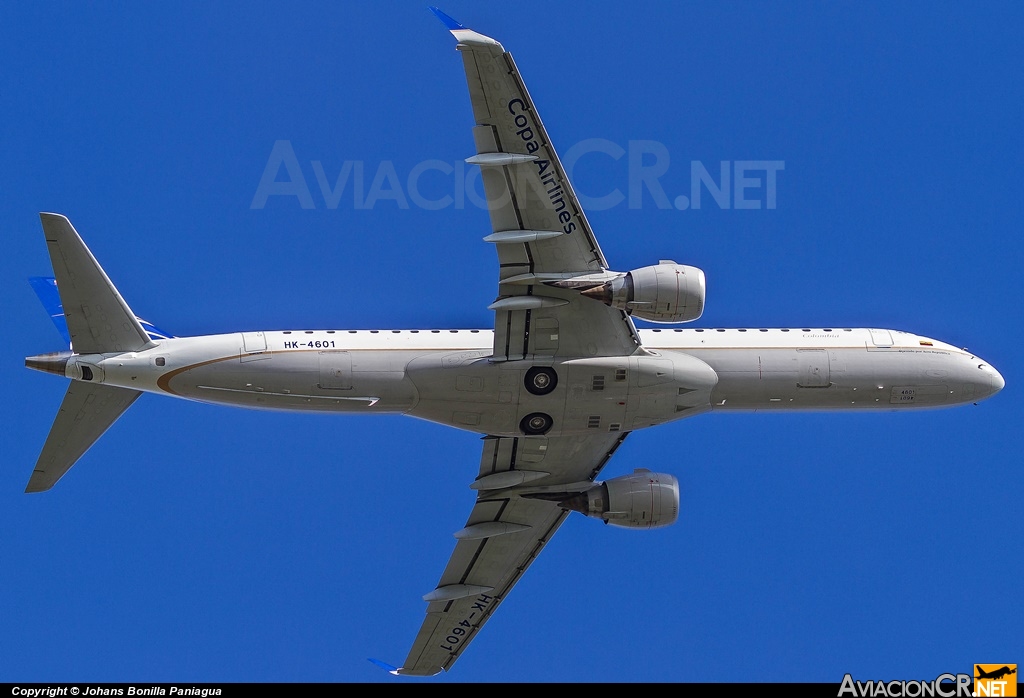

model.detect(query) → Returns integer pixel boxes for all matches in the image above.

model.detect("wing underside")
[398,432,627,676]
[450,24,640,360]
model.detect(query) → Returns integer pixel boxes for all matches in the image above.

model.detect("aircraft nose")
[989,365,1005,395]
[973,361,1004,401]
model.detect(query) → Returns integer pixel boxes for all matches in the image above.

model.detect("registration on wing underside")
[397,431,629,675]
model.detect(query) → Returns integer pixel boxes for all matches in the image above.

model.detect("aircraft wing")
[397,431,628,676]
[391,11,643,677]
[435,8,640,360]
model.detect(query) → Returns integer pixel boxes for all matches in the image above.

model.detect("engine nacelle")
[581,261,705,323]
[559,469,679,529]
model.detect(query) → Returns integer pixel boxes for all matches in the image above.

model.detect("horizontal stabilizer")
[26,382,142,493]
[40,213,154,354]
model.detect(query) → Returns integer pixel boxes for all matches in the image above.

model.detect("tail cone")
[25,351,73,376]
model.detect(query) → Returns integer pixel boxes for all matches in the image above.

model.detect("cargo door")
[797,349,830,388]
[319,351,352,389]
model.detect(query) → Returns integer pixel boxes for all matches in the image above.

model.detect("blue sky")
[2,1,1020,683]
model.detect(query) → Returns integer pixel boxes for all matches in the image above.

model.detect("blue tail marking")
[137,317,175,341]
[429,7,465,31]
[368,658,401,675]
[29,276,175,345]
[29,277,71,346]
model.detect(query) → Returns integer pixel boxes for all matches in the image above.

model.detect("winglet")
[429,6,464,31]
[428,7,502,47]
[368,658,402,676]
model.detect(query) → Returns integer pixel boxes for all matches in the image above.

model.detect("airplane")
[23,8,1003,677]
[976,666,1017,681]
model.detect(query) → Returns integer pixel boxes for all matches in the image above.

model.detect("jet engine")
[581,260,705,323]
[554,469,679,529]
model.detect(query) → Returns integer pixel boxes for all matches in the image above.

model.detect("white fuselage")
[60,327,1004,438]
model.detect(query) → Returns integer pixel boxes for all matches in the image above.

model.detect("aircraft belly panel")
[164,350,416,412]
[407,352,530,434]
[406,353,715,436]
[564,359,628,434]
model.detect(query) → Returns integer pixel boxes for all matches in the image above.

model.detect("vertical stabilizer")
[26,382,142,492]
[40,213,154,354]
